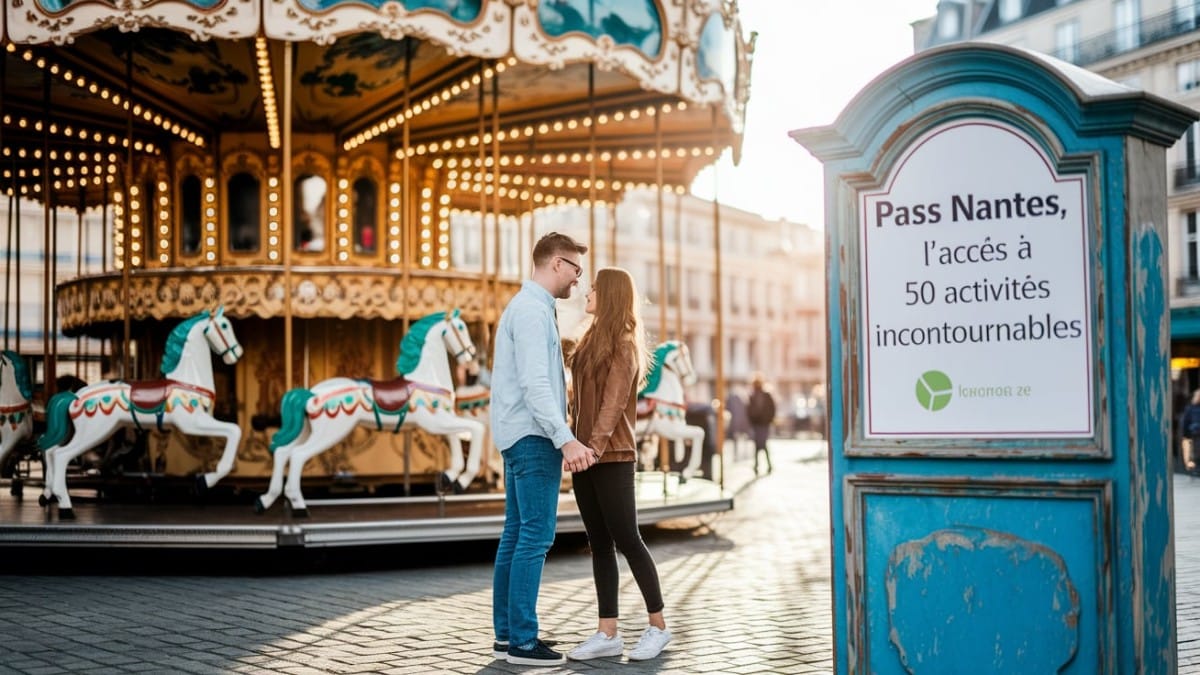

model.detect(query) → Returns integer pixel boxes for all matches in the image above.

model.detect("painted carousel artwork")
[37,308,243,519]
[636,341,705,480]
[0,0,749,546]
[257,310,484,516]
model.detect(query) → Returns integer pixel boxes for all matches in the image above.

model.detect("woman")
[565,267,672,662]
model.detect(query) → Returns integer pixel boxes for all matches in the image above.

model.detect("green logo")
[915,370,953,411]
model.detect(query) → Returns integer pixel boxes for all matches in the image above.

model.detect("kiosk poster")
[860,120,1094,438]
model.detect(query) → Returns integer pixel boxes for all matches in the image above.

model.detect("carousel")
[0,0,751,548]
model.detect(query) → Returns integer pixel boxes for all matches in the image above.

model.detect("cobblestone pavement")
[1,440,1199,674]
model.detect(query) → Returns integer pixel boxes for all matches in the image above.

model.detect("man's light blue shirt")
[491,280,575,451]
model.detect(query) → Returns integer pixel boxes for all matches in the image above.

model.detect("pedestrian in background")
[747,373,776,475]
[1181,388,1200,475]
[725,389,751,459]
[490,232,597,667]
[565,267,672,663]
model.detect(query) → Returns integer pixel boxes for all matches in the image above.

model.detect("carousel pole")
[283,39,295,390]
[0,49,7,351]
[51,198,59,384]
[3,191,10,351]
[587,65,596,273]
[75,192,84,378]
[655,112,669,492]
[13,177,20,354]
[674,191,683,341]
[608,160,616,266]
[42,67,56,396]
[401,40,412,333]
[120,41,133,380]
[100,181,109,370]
[492,63,501,328]
[477,59,489,352]
[711,106,726,490]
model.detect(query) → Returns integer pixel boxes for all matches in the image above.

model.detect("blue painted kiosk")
[792,44,1196,673]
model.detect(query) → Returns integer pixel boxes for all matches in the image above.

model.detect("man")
[491,232,597,666]
[747,374,776,475]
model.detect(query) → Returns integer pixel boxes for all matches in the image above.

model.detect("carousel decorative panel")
[511,0,681,95]
[7,0,260,44]
[263,0,511,56]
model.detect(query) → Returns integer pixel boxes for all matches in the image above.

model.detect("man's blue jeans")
[493,435,562,650]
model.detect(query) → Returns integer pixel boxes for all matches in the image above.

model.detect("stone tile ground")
[0,440,1198,674]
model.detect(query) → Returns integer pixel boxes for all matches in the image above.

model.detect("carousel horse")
[635,340,705,480]
[38,307,243,519]
[455,377,502,484]
[0,350,34,478]
[256,309,484,516]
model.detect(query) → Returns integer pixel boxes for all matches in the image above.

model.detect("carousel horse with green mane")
[635,340,705,480]
[0,350,34,480]
[37,307,243,519]
[256,309,484,516]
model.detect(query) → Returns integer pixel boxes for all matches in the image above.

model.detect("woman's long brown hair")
[572,267,650,388]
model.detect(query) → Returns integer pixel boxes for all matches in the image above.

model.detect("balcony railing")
[1175,163,1200,190]
[1074,8,1200,67]
[1177,275,1200,297]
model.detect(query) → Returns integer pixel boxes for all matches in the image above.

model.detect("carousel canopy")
[0,0,753,212]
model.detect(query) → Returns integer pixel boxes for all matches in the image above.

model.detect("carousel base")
[0,472,732,549]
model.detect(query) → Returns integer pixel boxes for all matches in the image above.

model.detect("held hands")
[562,439,599,473]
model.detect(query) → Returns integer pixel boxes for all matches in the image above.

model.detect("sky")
[690,0,939,228]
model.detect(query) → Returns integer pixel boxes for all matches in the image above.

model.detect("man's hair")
[532,231,588,268]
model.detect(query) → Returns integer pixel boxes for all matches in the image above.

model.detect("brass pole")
[587,65,596,273]
[711,106,726,489]
[121,41,133,381]
[655,115,666,341]
[674,191,683,341]
[478,60,489,352]
[76,200,84,377]
[43,67,56,394]
[401,41,412,333]
[283,40,295,390]
[608,160,616,266]
[492,64,501,320]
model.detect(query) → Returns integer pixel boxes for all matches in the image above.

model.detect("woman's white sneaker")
[567,631,624,660]
[628,626,671,660]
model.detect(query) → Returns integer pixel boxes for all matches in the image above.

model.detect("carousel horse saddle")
[368,377,414,413]
[128,380,177,411]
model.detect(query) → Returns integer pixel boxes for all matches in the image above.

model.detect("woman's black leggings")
[571,460,664,618]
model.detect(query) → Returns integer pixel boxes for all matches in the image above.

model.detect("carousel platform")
[0,472,732,549]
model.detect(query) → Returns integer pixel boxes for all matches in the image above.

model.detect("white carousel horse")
[257,309,485,516]
[0,350,34,475]
[37,307,243,519]
[455,379,503,484]
[635,340,705,479]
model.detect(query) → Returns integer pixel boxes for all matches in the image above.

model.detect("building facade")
[914,0,1200,436]
[531,189,827,418]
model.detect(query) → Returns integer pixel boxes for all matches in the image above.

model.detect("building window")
[1188,211,1199,279]
[1180,59,1200,91]
[1177,0,1198,29]
[999,0,1022,23]
[179,175,201,255]
[1054,20,1080,62]
[938,7,961,39]
[352,177,378,255]
[228,172,261,253]
[294,174,327,253]
[1114,0,1139,52]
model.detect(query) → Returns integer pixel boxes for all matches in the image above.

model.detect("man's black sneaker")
[507,639,566,666]
[492,641,508,659]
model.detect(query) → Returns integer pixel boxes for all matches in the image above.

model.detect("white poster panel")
[860,120,1093,438]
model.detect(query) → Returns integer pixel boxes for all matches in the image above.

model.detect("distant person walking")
[747,374,776,475]
[565,267,672,663]
[1181,388,1200,475]
[490,232,597,667]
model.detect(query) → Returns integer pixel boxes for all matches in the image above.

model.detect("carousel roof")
[0,0,754,212]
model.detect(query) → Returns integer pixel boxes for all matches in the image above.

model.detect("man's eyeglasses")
[556,256,582,278]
